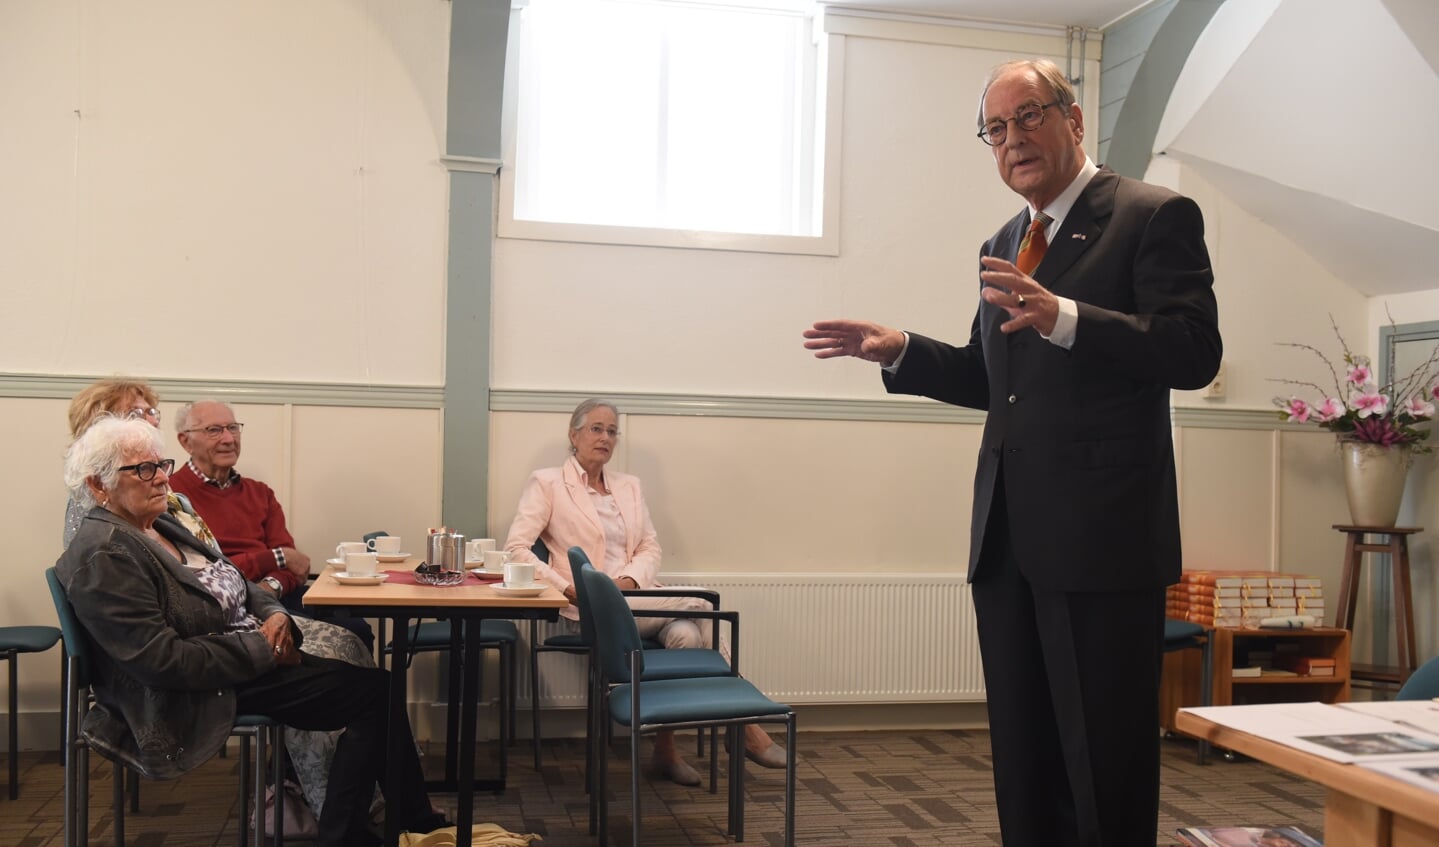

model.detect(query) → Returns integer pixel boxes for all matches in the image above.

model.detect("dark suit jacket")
[885,167,1221,592]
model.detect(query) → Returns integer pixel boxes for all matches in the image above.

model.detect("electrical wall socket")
[1204,361,1226,400]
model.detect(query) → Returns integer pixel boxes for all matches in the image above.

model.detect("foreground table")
[305,564,567,847]
[1176,709,1439,846]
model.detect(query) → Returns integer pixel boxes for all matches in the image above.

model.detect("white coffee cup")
[483,549,511,571]
[369,536,403,555]
[344,551,379,577]
[503,561,536,587]
[466,538,496,561]
[336,541,368,560]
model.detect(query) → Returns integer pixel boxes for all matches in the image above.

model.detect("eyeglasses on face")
[583,424,620,439]
[182,423,245,438]
[117,458,176,481]
[125,407,161,423]
[977,100,1063,146]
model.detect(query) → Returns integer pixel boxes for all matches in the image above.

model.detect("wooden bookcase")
[1209,627,1351,706]
[1161,627,1351,738]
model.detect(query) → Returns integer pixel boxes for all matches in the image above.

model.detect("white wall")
[0,0,452,385]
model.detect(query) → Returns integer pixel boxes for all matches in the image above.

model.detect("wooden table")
[305,563,567,847]
[1176,709,1439,846]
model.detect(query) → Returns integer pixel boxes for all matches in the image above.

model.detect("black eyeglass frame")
[977,100,1064,146]
[116,458,177,481]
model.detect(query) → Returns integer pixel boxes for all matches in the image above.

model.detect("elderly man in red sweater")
[170,399,373,649]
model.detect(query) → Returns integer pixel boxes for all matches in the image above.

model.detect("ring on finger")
[1016,294,1027,308]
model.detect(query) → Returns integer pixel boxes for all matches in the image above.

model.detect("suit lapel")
[1033,168,1116,288]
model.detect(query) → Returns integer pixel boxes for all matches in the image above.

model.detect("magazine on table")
[1176,824,1322,847]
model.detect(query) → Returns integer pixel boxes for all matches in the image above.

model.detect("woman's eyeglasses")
[117,459,176,481]
[584,424,620,438]
[125,407,161,423]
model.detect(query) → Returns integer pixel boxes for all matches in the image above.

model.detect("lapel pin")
[1072,233,1087,241]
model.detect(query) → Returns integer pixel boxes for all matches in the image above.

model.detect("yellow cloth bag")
[398,823,541,847]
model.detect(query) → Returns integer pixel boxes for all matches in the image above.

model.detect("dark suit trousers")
[236,654,436,847]
[972,471,1166,847]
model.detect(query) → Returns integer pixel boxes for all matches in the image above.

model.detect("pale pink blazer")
[503,456,661,617]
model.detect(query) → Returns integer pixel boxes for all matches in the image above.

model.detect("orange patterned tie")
[1016,212,1051,276]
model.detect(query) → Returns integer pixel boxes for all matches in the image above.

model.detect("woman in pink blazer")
[504,399,786,785]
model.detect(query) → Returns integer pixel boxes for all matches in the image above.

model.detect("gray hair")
[64,416,166,508]
[976,58,1077,130]
[173,399,234,434]
[568,398,619,454]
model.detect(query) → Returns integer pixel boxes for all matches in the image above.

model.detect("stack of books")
[1167,570,1327,629]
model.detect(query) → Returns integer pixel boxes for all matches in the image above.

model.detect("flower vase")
[1339,441,1411,527]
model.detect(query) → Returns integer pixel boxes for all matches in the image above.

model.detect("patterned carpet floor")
[1,730,1325,846]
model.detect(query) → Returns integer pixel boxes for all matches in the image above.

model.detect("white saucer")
[491,583,545,597]
[326,557,345,567]
[375,553,411,563]
[333,572,389,586]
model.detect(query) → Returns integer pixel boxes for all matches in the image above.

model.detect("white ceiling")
[1157,0,1439,295]
[819,0,1147,30]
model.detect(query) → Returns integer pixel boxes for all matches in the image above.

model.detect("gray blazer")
[56,507,300,779]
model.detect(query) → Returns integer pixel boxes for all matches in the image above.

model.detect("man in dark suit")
[804,58,1221,846]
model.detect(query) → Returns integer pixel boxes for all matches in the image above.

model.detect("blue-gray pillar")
[442,0,511,536]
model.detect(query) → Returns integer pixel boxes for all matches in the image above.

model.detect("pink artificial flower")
[1315,397,1346,422]
[1281,397,1311,423]
[1404,395,1436,419]
[1350,390,1389,419]
[1347,363,1373,386]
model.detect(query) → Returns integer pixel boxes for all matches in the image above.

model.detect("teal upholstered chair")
[1397,655,1439,700]
[571,549,795,847]
[47,567,284,847]
[526,539,680,774]
[0,623,60,799]
[382,618,519,783]
[370,531,521,782]
[1162,618,1212,764]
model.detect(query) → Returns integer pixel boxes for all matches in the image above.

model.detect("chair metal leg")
[529,622,543,771]
[127,767,139,813]
[239,734,251,847]
[58,646,67,763]
[784,715,796,847]
[1197,634,1213,765]
[6,650,17,800]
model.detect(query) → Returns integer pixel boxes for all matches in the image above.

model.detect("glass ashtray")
[413,565,467,587]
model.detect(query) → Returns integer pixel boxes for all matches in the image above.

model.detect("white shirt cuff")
[1043,297,1078,349]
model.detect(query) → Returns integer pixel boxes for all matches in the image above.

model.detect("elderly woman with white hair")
[503,397,787,786]
[55,416,448,847]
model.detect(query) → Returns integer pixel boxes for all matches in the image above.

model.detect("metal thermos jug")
[425,528,465,570]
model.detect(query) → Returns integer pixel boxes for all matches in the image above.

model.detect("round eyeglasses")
[125,407,161,423]
[182,423,245,438]
[117,458,176,481]
[583,424,620,438]
[977,101,1062,147]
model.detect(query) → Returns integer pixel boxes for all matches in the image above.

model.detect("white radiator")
[519,573,985,708]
